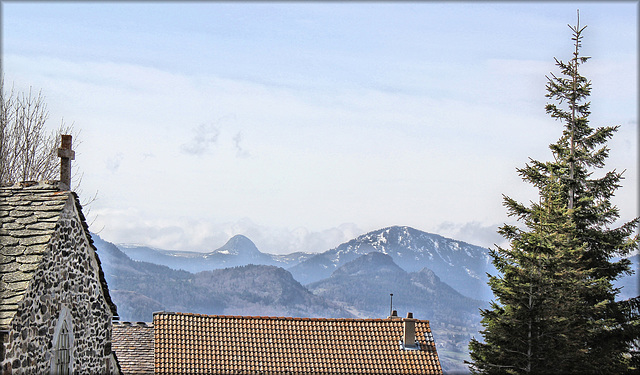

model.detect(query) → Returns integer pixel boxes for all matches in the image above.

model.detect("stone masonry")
[0,181,119,374]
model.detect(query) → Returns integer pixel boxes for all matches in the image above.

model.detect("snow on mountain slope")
[289,226,495,301]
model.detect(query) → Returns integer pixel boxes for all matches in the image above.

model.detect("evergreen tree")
[468,13,639,374]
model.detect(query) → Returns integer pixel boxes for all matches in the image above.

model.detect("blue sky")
[2,1,637,254]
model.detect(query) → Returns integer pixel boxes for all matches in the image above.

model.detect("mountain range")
[289,226,495,300]
[93,225,638,374]
[94,226,492,373]
[117,226,638,302]
[307,251,484,327]
[95,235,351,321]
[118,234,315,272]
[119,225,497,301]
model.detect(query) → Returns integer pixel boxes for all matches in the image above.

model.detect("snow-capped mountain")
[288,226,496,301]
[116,226,496,300]
[117,234,315,273]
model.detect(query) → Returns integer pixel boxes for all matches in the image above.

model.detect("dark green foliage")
[468,14,639,374]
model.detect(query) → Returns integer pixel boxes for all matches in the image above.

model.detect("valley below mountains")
[93,225,638,374]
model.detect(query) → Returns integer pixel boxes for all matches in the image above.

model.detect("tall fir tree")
[468,13,639,374]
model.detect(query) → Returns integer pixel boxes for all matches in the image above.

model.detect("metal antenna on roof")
[389,293,393,317]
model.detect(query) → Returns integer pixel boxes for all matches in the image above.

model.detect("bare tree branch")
[1,77,76,184]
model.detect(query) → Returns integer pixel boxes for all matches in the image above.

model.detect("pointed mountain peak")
[226,234,255,247]
[211,234,261,256]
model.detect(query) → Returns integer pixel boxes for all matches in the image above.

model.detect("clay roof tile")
[149,312,442,374]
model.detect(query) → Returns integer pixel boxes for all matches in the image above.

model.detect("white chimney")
[403,312,416,348]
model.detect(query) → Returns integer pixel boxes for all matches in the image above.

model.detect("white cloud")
[3,3,636,254]
[7,54,634,248]
[90,209,365,254]
[435,221,509,250]
[180,123,220,156]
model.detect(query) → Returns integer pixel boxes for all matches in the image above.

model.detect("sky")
[1,1,637,255]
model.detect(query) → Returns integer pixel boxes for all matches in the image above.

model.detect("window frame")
[50,305,74,375]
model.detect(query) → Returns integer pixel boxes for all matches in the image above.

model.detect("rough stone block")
[8,210,32,218]
[26,222,57,231]
[0,237,19,247]
[0,245,25,256]
[2,271,32,283]
[0,261,20,273]
[0,254,14,265]
[18,236,50,246]
[18,263,39,272]
[23,244,48,255]
[0,295,23,305]
[2,223,25,231]
[15,255,42,265]
[14,216,38,225]
[10,230,48,239]
[5,280,29,292]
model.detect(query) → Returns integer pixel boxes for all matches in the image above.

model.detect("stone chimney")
[57,135,75,191]
[403,312,416,348]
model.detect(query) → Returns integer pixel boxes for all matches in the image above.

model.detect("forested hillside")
[95,235,351,321]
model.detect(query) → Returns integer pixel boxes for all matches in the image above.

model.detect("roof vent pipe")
[403,312,416,348]
[57,135,75,191]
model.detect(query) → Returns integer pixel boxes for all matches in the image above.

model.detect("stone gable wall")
[1,198,117,374]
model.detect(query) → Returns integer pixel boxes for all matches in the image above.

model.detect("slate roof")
[112,322,155,375]
[153,312,442,374]
[0,181,117,330]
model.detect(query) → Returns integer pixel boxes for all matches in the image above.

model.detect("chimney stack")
[57,135,75,191]
[403,312,416,348]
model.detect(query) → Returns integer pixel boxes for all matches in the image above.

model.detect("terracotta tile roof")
[112,322,155,375]
[153,312,442,374]
[0,181,117,330]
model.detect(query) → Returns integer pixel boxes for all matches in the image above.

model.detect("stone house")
[0,136,120,374]
[113,311,442,374]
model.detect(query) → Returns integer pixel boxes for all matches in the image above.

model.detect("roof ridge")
[113,321,153,327]
[155,311,430,322]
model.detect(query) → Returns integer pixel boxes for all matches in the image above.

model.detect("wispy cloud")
[105,153,124,173]
[180,123,220,156]
[233,131,250,158]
